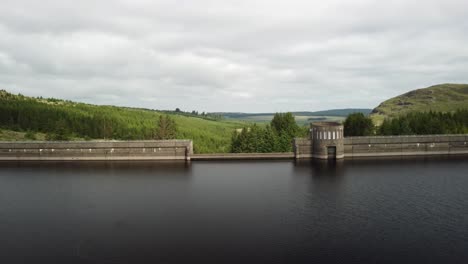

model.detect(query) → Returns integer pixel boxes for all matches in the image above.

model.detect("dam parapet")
[0,140,193,161]
[295,130,468,160]
[343,134,468,158]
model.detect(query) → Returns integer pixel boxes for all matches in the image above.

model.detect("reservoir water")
[1,157,468,263]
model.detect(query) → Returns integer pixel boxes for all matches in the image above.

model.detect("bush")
[24,131,36,140]
[154,115,177,140]
[45,132,70,141]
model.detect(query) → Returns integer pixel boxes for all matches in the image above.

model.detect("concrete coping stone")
[311,122,343,127]
[0,140,194,150]
[0,140,192,144]
[345,134,468,139]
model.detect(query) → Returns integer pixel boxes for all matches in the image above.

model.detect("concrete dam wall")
[344,135,468,158]
[0,140,193,161]
[294,134,468,159]
[1,128,467,162]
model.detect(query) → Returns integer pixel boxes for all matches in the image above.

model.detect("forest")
[0,90,243,153]
[230,113,308,153]
[343,110,468,136]
[0,92,167,140]
[378,110,468,135]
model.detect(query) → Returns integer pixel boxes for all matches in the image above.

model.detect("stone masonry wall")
[293,138,313,159]
[294,135,468,159]
[0,140,193,161]
[344,135,468,157]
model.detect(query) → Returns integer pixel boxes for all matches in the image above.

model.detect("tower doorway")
[327,146,337,159]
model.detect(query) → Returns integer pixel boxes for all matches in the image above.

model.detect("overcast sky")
[1,0,467,112]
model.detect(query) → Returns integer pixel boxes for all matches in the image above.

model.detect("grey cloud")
[1,0,468,112]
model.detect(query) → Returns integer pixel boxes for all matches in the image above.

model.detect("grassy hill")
[370,83,468,124]
[0,90,246,153]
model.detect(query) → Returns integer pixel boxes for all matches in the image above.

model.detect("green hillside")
[0,90,246,153]
[371,83,468,124]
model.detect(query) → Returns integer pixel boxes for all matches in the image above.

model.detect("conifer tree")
[154,115,177,140]
[344,113,374,136]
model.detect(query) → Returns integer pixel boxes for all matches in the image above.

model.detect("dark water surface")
[1,157,468,264]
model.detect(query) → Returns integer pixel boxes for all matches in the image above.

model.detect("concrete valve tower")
[310,122,344,159]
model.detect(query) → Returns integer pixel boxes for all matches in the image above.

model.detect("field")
[221,109,370,126]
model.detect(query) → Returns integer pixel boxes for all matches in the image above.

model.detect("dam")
[0,140,193,161]
[0,122,467,161]
[294,122,468,159]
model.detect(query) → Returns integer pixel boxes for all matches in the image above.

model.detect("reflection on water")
[295,158,345,177]
[0,160,192,173]
[0,157,468,264]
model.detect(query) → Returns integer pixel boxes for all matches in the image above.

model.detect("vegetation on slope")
[343,113,374,137]
[0,129,47,141]
[343,110,468,136]
[370,83,468,123]
[0,90,245,153]
[230,113,308,153]
[378,110,468,135]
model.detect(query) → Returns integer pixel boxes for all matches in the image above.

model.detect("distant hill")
[370,83,468,123]
[293,109,373,117]
[215,109,372,125]
[218,109,372,119]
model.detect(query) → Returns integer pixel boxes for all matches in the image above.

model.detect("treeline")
[343,110,468,136]
[161,108,224,121]
[230,113,307,153]
[343,113,374,137]
[379,110,468,135]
